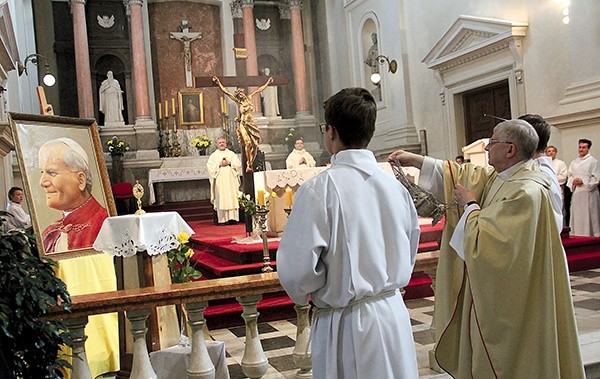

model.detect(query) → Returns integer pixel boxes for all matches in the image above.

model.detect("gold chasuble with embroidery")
[434,161,584,378]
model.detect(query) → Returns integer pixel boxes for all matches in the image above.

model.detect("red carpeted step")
[192,251,276,278]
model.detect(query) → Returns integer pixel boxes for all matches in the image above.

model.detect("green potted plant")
[0,224,73,378]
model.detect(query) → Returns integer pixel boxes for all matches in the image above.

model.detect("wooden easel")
[36,86,54,115]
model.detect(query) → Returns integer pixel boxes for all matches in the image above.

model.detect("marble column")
[289,0,309,116]
[71,0,94,118]
[127,0,153,126]
[241,0,262,114]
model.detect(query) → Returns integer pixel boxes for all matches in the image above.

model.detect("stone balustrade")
[45,252,440,379]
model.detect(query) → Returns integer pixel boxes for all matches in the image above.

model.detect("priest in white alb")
[206,137,241,224]
[285,138,316,169]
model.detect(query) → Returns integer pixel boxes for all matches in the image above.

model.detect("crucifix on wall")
[170,20,202,87]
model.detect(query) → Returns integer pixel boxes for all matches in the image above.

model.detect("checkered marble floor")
[207,268,600,379]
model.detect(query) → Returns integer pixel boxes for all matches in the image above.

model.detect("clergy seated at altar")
[285,138,316,169]
[207,137,242,225]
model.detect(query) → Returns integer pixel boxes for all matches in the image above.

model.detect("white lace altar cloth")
[93,212,194,257]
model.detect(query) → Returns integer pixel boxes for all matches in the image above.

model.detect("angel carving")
[255,18,271,31]
[97,14,115,29]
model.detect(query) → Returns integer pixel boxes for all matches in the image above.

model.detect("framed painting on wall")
[178,91,204,126]
[9,113,116,259]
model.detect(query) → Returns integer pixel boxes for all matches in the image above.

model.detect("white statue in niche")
[99,71,125,126]
[261,67,280,117]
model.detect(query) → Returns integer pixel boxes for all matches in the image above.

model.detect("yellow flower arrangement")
[167,231,202,283]
[190,135,213,149]
[106,136,129,156]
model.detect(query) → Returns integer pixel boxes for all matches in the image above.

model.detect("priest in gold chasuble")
[390,119,584,378]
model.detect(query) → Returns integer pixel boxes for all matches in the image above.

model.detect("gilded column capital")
[126,0,143,6]
[289,0,302,9]
[240,0,254,8]
[230,0,242,18]
[278,2,290,20]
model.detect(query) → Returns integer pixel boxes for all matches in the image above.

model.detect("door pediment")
[423,16,528,72]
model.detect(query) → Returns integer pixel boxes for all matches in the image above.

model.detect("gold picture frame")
[8,113,116,259]
[178,91,204,126]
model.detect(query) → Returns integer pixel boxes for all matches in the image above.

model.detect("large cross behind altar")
[194,75,288,88]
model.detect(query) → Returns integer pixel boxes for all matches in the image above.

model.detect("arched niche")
[92,54,130,125]
[360,17,381,102]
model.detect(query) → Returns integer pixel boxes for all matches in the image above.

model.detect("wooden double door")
[463,80,511,144]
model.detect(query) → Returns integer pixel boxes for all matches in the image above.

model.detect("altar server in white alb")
[277,88,420,378]
[206,137,242,224]
[567,138,600,236]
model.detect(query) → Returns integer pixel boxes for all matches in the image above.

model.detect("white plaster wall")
[398,0,599,161]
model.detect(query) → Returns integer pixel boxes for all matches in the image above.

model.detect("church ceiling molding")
[422,15,528,74]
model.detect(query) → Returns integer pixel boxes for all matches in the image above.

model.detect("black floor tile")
[572,282,600,292]
[574,298,600,311]
[261,335,296,351]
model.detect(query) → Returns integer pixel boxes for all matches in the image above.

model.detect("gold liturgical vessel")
[133,180,146,215]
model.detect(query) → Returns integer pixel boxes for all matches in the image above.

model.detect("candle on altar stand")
[257,189,265,206]
[171,98,176,115]
[223,97,228,114]
[220,96,225,113]
[158,102,162,119]
[164,100,169,117]
[285,187,293,207]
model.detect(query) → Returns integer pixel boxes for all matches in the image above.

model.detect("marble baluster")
[236,294,268,378]
[425,268,443,373]
[292,304,312,378]
[185,301,215,379]
[127,309,158,379]
[66,317,93,379]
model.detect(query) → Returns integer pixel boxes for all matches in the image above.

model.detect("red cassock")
[42,196,108,254]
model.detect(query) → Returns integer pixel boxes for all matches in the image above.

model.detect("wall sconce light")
[370,55,398,85]
[16,54,56,87]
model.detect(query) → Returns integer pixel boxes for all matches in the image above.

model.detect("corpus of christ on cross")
[195,75,288,196]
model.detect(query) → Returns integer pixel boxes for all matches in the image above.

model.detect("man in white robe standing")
[206,137,241,225]
[546,145,569,225]
[567,138,600,236]
[285,138,316,169]
[277,88,420,379]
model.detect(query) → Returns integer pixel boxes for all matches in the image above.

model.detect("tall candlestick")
[257,189,265,206]
[223,97,228,114]
[164,100,169,117]
[172,98,176,115]
[285,187,293,207]
[220,96,225,113]
[158,102,162,119]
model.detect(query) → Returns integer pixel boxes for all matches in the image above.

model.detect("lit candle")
[285,187,293,207]
[172,98,176,115]
[220,96,225,113]
[164,100,169,117]
[223,97,228,114]
[257,189,265,206]
[158,102,162,119]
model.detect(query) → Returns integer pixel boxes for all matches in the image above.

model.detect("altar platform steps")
[144,200,215,222]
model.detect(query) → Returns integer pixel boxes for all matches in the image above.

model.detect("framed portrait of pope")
[9,113,116,259]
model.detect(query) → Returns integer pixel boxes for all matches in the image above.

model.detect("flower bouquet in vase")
[166,232,202,346]
[190,135,213,155]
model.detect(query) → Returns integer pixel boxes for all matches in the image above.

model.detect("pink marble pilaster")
[128,0,152,123]
[241,1,261,113]
[289,1,309,115]
[71,0,94,118]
